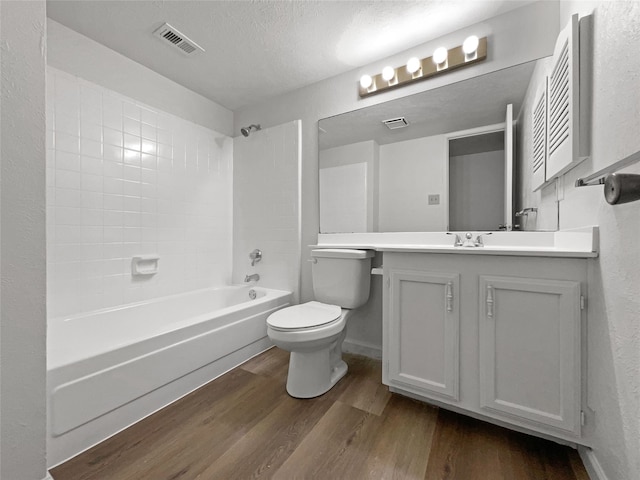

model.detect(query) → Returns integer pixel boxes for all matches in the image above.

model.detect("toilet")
[266,248,374,398]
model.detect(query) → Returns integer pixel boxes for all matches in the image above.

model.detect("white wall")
[319,140,378,232]
[47,20,233,137]
[555,3,639,480]
[232,121,301,302]
[46,68,233,318]
[379,135,447,231]
[0,1,48,479]
[235,1,561,303]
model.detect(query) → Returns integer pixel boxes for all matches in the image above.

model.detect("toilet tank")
[311,249,374,309]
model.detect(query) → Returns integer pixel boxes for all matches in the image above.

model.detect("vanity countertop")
[314,227,599,258]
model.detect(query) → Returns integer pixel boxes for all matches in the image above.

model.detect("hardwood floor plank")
[51,350,588,480]
[425,408,587,480]
[199,395,333,479]
[272,401,378,479]
[120,374,286,480]
[51,368,258,480]
[337,373,392,415]
[240,346,290,381]
[359,394,439,479]
[425,408,518,480]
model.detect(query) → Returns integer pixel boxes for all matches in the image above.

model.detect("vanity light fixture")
[406,57,421,75]
[433,47,448,70]
[382,66,396,83]
[462,35,480,60]
[358,35,487,98]
[360,74,373,89]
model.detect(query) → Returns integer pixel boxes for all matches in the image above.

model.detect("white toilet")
[266,248,374,398]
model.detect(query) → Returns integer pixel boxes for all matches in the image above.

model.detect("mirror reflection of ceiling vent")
[153,23,205,56]
[382,117,409,130]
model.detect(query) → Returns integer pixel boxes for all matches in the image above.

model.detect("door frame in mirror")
[444,121,508,231]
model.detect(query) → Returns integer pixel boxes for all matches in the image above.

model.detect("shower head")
[241,124,261,137]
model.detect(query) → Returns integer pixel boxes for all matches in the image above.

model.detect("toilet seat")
[267,301,341,331]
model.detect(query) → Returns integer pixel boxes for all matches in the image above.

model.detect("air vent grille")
[153,23,204,56]
[382,117,409,130]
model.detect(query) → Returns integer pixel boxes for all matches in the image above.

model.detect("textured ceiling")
[318,60,538,150]
[47,0,534,111]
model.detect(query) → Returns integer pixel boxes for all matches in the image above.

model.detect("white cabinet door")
[478,275,581,435]
[387,269,460,401]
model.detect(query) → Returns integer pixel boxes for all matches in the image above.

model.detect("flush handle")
[486,285,494,318]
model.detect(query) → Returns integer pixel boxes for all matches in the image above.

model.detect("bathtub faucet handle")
[249,249,262,266]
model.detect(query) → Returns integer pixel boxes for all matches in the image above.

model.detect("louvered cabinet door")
[546,14,580,180]
[532,78,547,190]
[386,269,460,401]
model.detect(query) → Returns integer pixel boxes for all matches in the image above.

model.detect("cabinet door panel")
[388,270,459,400]
[479,275,580,435]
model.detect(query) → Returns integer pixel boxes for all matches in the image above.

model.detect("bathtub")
[47,285,291,466]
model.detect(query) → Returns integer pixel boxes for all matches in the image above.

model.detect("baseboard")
[343,339,382,359]
[44,473,54,480]
[578,446,610,480]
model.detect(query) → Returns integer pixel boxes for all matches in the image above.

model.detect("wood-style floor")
[51,348,589,480]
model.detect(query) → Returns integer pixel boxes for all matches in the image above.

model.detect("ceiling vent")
[153,23,205,56]
[382,117,409,130]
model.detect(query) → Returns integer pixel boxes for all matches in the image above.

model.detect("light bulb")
[463,35,479,55]
[382,66,395,82]
[406,57,421,74]
[360,74,373,89]
[433,47,448,65]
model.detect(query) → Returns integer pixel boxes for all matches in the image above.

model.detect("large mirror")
[319,58,559,233]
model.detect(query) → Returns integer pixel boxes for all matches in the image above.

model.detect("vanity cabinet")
[478,275,582,436]
[382,252,587,443]
[386,270,460,401]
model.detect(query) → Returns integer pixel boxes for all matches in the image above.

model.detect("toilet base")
[285,328,348,399]
[286,354,348,399]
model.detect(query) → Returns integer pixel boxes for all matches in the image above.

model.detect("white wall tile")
[47,67,233,318]
[232,120,300,301]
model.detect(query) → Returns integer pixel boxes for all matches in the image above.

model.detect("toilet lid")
[267,301,342,330]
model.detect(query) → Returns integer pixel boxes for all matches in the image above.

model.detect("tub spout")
[244,274,260,282]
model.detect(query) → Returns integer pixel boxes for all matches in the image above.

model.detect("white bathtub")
[47,285,291,466]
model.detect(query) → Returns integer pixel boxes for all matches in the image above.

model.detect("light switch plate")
[428,194,440,205]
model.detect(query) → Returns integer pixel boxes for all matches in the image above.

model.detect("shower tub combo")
[47,285,291,467]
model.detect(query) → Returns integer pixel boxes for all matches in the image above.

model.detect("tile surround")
[47,68,233,318]
[232,121,301,302]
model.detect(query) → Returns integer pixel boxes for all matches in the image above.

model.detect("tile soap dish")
[131,255,160,276]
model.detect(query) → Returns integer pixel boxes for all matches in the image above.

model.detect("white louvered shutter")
[546,14,580,180]
[532,78,547,190]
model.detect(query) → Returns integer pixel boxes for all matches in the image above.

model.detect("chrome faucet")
[448,232,492,247]
[515,207,538,217]
[249,249,262,266]
[244,273,260,282]
[474,232,492,247]
[446,232,463,247]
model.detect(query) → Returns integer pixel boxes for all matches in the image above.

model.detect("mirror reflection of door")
[448,104,514,231]
[448,129,506,231]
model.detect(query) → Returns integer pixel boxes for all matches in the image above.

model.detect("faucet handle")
[249,249,262,266]
[475,232,493,247]
[446,232,463,247]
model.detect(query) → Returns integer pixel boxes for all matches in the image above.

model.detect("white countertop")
[314,227,599,258]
